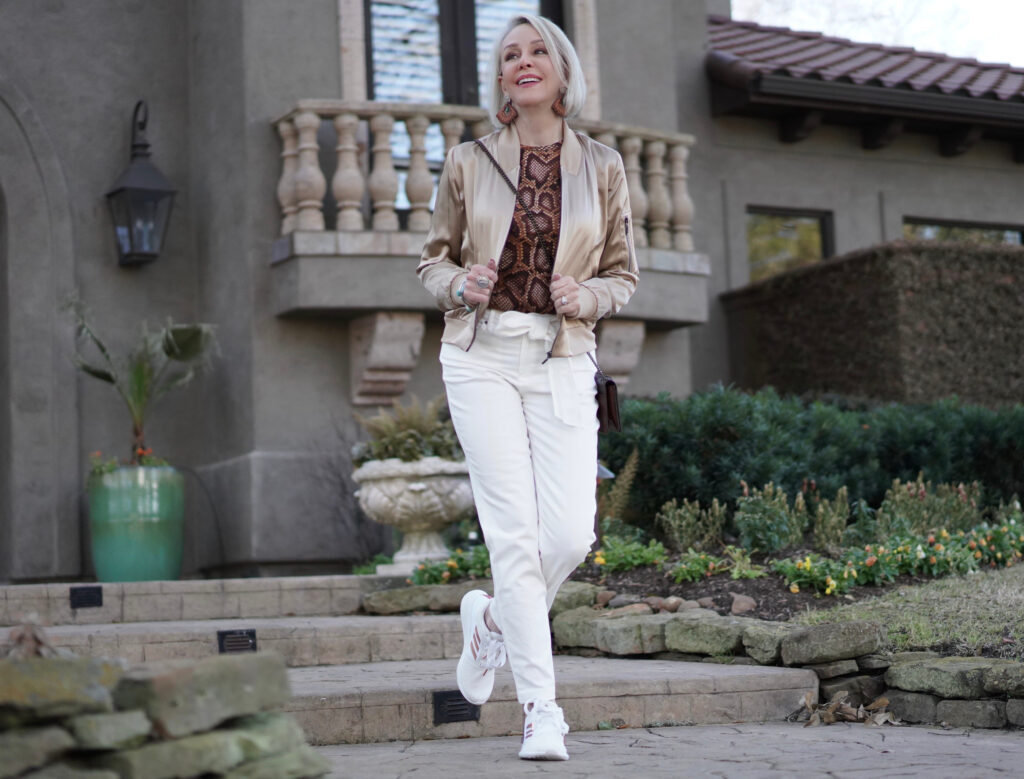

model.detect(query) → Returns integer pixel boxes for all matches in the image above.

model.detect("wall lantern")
[105,101,176,266]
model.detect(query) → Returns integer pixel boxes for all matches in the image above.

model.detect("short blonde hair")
[486,14,586,127]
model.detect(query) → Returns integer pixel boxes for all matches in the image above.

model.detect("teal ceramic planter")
[87,466,184,582]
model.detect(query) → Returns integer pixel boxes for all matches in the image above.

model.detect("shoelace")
[476,631,507,669]
[527,700,569,736]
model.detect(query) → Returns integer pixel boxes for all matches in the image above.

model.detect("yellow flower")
[940,529,950,539]
[789,583,800,594]
[594,554,606,566]
[796,561,805,570]
[825,587,834,595]
[455,548,463,555]
[446,560,458,568]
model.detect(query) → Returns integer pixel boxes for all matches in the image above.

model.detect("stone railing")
[271,100,707,405]
[273,99,696,250]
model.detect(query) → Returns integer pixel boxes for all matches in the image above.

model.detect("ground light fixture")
[105,100,176,266]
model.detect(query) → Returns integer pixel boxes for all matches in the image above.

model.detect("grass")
[792,562,1024,660]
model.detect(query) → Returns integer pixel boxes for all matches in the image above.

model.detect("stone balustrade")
[271,100,707,405]
[274,99,696,250]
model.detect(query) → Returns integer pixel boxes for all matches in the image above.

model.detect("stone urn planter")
[352,456,475,575]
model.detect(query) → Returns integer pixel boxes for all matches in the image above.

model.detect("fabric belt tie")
[480,311,582,427]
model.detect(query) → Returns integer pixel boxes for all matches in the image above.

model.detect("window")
[903,218,1023,246]
[746,207,834,283]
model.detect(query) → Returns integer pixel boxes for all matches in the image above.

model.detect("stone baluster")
[292,111,326,231]
[669,143,695,251]
[276,120,298,236]
[440,117,465,156]
[471,119,492,140]
[333,113,365,231]
[405,115,433,231]
[620,136,648,248]
[595,131,617,150]
[645,140,671,249]
[368,113,399,231]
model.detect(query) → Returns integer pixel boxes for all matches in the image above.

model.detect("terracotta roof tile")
[708,15,1024,102]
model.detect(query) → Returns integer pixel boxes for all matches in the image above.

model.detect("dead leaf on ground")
[795,691,903,728]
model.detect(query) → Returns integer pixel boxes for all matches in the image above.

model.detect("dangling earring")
[497,95,518,125]
[551,88,567,118]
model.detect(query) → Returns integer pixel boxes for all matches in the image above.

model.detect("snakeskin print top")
[488,142,562,314]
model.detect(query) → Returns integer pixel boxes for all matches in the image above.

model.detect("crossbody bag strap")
[473,139,544,241]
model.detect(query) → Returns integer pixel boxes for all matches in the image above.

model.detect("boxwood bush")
[599,386,1024,537]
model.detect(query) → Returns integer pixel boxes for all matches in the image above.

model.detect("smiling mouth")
[517,76,541,86]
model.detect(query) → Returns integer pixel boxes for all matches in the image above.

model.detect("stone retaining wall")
[0,653,328,778]
[365,580,1024,730]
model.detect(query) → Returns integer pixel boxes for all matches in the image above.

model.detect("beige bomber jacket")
[416,120,638,358]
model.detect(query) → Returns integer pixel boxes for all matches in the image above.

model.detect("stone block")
[936,699,1007,729]
[885,657,998,699]
[742,622,797,665]
[885,690,939,724]
[664,611,751,656]
[551,606,602,649]
[65,710,151,750]
[1007,698,1024,726]
[122,594,181,623]
[819,674,887,708]
[329,588,362,616]
[427,580,490,613]
[0,659,122,727]
[91,712,305,779]
[22,766,118,779]
[780,621,883,666]
[361,587,432,615]
[983,662,1024,697]
[804,659,859,679]
[593,613,674,655]
[221,744,331,779]
[280,582,332,617]
[0,726,75,778]
[856,653,893,671]
[113,654,290,739]
[549,581,600,618]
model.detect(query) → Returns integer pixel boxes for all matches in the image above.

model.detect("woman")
[417,13,637,761]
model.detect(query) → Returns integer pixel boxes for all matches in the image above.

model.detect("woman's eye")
[535,48,547,55]
[505,52,518,61]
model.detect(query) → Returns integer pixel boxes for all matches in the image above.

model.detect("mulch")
[569,560,921,622]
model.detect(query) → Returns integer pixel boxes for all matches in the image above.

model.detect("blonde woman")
[417,13,637,761]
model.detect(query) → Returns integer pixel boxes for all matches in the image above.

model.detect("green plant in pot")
[351,396,474,576]
[68,300,215,582]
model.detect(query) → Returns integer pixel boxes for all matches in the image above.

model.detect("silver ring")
[476,277,490,289]
[560,295,568,306]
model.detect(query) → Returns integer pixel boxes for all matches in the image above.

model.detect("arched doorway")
[0,77,79,581]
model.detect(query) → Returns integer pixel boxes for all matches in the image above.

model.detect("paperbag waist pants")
[440,310,598,703]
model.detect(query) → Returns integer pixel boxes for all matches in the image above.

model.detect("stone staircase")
[0,576,819,748]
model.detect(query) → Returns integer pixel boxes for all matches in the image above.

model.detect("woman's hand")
[550,273,581,318]
[463,259,498,307]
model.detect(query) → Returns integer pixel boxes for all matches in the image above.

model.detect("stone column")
[349,313,426,405]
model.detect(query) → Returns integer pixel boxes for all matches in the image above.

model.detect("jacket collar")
[494,119,582,177]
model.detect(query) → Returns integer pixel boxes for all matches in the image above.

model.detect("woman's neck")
[514,109,563,147]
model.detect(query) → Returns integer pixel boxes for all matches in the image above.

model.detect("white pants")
[440,311,598,703]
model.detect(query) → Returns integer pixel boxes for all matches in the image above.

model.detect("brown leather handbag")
[474,139,622,434]
[588,353,621,434]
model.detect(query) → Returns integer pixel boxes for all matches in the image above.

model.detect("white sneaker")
[456,590,507,705]
[518,699,569,761]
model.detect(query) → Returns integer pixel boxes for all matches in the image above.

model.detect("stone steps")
[0,574,404,627]
[0,615,461,667]
[285,656,818,745]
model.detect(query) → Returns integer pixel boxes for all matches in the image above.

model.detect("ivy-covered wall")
[723,241,1024,407]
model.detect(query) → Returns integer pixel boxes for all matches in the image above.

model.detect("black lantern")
[105,101,176,266]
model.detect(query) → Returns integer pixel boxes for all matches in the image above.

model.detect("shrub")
[410,545,490,585]
[594,536,667,572]
[597,448,642,541]
[668,550,726,583]
[812,486,849,554]
[771,554,854,596]
[352,395,463,466]
[874,475,982,540]
[734,482,807,553]
[599,387,1024,539]
[655,497,725,552]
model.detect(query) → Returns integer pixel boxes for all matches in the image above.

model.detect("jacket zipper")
[624,216,638,273]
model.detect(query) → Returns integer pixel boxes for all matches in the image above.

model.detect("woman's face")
[498,24,562,112]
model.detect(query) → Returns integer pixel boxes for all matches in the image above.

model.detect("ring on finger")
[476,277,490,289]
[560,295,568,306]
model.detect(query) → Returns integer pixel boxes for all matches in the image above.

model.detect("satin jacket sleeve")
[416,150,469,311]
[575,155,638,322]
